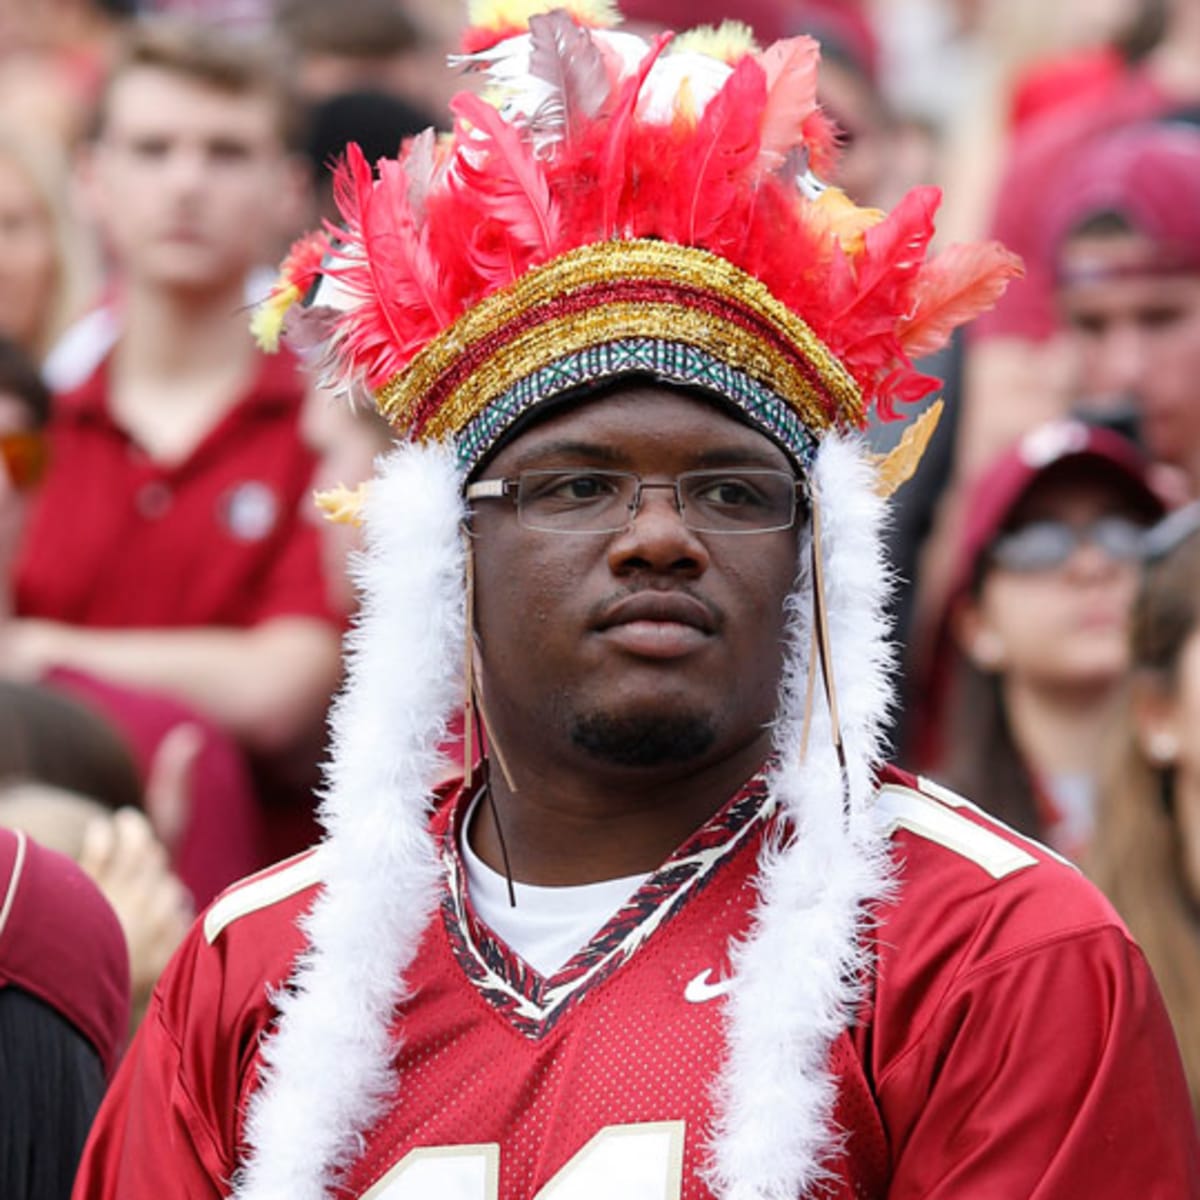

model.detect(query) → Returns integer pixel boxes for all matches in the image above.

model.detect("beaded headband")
[254,1,1020,475]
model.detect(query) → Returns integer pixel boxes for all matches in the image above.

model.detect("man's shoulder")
[201,849,324,947]
[874,767,1124,951]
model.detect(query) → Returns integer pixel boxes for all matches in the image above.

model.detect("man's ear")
[1132,672,1181,767]
[952,598,1007,674]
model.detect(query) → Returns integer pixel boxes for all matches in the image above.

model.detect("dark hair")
[0,683,142,811]
[303,89,438,184]
[0,987,106,1200]
[274,0,421,58]
[940,661,1044,840]
[1090,525,1200,1109]
[0,338,50,428]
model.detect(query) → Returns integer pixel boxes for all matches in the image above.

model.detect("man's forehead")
[103,66,280,139]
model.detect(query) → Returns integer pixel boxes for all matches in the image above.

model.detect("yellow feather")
[249,283,300,354]
[810,187,886,255]
[672,21,759,63]
[467,0,619,31]
[313,482,370,527]
[871,400,944,498]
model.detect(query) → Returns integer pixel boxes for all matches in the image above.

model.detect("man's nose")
[607,482,709,575]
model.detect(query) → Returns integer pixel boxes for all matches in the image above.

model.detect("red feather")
[600,31,671,236]
[450,92,561,258]
[681,57,766,247]
[756,37,820,174]
[329,144,449,387]
[898,241,1025,358]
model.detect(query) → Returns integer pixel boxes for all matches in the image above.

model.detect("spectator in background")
[5,21,342,857]
[1052,122,1200,497]
[1090,503,1200,1109]
[0,335,266,901]
[0,826,129,1199]
[0,128,97,369]
[918,420,1164,859]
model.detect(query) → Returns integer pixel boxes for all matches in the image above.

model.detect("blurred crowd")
[4,0,1200,1191]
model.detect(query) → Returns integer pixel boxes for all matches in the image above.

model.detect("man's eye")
[554,474,617,502]
[525,473,621,505]
[694,478,766,507]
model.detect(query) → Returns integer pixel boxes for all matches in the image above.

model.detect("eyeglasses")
[988,516,1147,573]
[465,468,804,535]
[0,430,47,491]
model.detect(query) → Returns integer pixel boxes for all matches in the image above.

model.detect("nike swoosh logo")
[684,968,734,1004]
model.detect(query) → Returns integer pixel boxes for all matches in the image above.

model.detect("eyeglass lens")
[513,469,798,534]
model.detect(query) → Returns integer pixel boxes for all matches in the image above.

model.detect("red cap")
[621,0,879,79]
[951,419,1166,603]
[1047,122,1200,279]
[0,828,130,1076]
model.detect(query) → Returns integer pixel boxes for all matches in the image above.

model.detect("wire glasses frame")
[465,468,805,535]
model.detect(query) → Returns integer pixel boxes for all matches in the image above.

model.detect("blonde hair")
[1089,524,1200,1110]
[0,125,96,362]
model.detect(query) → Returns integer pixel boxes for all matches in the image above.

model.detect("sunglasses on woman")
[989,516,1146,573]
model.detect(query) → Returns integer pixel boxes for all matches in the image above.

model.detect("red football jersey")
[73,768,1200,1199]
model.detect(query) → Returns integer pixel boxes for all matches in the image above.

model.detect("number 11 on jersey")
[364,1121,686,1199]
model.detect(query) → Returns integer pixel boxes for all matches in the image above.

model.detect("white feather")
[707,433,897,1198]
[233,441,467,1200]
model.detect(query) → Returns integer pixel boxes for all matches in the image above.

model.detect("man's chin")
[569,711,716,769]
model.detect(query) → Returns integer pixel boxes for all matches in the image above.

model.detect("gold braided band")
[375,240,864,451]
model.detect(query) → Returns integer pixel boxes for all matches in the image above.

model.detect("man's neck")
[1003,675,1123,782]
[109,278,259,463]
[469,731,774,887]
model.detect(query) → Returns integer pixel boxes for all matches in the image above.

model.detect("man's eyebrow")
[511,440,628,468]
[691,446,792,470]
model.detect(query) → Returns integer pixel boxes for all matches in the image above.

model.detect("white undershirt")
[461,801,649,978]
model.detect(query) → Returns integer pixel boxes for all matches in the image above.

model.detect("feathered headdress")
[239,6,1021,1199]
[257,2,1019,473]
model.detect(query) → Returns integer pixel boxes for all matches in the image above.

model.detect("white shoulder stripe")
[204,854,324,945]
[876,783,1038,879]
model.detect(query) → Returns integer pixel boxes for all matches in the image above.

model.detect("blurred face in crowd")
[1059,231,1200,479]
[819,58,892,208]
[0,153,56,355]
[958,466,1149,694]
[87,66,291,295]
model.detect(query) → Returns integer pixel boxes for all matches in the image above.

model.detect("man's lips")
[592,591,717,659]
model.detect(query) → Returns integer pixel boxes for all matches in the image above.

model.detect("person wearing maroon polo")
[3,22,340,842]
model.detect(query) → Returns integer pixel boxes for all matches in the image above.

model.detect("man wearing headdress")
[75,5,1199,1198]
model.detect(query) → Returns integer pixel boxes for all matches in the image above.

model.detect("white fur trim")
[233,441,466,1200]
[707,432,896,1198]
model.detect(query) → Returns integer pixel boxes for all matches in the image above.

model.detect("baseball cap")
[1048,122,1200,281]
[0,828,130,1076]
[951,419,1166,601]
